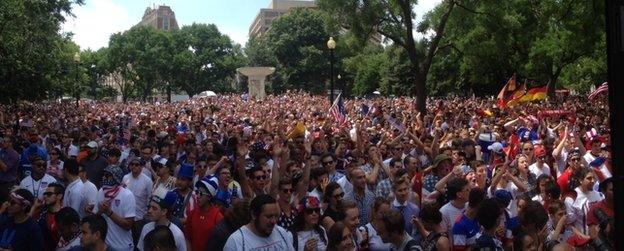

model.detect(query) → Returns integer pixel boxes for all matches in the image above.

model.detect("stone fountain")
[236,67,275,100]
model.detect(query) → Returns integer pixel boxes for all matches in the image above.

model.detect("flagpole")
[328,92,342,113]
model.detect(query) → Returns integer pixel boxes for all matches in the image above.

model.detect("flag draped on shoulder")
[329,93,348,127]
[588,82,608,100]
[497,75,526,108]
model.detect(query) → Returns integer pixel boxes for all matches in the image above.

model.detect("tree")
[263,8,331,93]
[0,0,84,104]
[318,0,457,113]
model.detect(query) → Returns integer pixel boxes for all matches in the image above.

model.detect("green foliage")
[263,8,331,93]
[0,0,84,103]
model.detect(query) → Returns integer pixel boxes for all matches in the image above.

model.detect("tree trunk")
[547,67,563,98]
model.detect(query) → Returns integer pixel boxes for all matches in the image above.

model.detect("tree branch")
[422,0,456,76]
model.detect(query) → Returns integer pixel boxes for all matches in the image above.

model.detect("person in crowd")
[73,215,114,251]
[546,200,572,245]
[60,133,79,159]
[0,189,44,250]
[92,165,136,251]
[376,157,403,199]
[439,178,469,240]
[359,197,392,251]
[206,198,251,250]
[517,200,550,249]
[532,174,555,205]
[223,194,294,250]
[529,146,550,177]
[422,154,452,202]
[322,153,344,183]
[563,168,603,247]
[137,191,187,251]
[63,158,86,218]
[277,177,298,229]
[0,136,20,204]
[290,196,328,251]
[326,221,356,251]
[46,147,65,181]
[390,178,419,236]
[121,157,153,246]
[79,164,98,217]
[31,182,64,251]
[376,209,422,251]
[321,182,345,230]
[344,168,375,227]
[171,163,196,225]
[414,203,450,251]
[587,177,614,249]
[20,155,57,199]
[142,225,177,251]
[80,141,107,188]
[473,198,504,250]
[55,207,82,251]
[185,177,224,251]
[452,187,485,250]
[152,157,176,193]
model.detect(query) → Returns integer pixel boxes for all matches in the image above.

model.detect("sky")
[62,0,442,51]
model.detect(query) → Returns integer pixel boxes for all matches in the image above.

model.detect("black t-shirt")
[322,207,345,224]
[0,214,43,251]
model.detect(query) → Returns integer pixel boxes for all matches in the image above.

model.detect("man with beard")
[224,194,294,250]
[79,141,107,188]
[137,191,187,251]
[31,182,65,251]
[171,163,197,226]
[185,177,224,251]
[55,207,82,250]
[92,166,136,251]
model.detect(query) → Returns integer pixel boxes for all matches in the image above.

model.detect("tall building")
[249,0,316,39]
[137,5,179,31]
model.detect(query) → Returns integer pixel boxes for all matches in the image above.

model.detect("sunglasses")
[281,188,294,194]
[523,148,534,151]
[305,208,321,214]
[43,192,58,197]
[254,175,268,180]
[322,160,334,165]
[130,163,141,166]
[569,158,581,162]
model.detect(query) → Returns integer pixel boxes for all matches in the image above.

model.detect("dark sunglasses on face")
[305,208,321,214]
[254,175,268,180]
[281,188,294,193]
[43,192,58,197]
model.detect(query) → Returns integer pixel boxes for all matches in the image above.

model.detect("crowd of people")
[0,90,614,251]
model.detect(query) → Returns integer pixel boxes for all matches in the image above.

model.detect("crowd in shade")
[0,90,614,251]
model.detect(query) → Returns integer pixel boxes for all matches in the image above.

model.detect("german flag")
[518,85,548,103]
[497,75,526,108]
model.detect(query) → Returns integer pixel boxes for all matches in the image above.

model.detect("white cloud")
[61,0,135,50]
[218,25,249,47]
[413,0,443,41]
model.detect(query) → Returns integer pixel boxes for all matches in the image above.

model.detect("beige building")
[249,0,316,38]
[137,5,179,31]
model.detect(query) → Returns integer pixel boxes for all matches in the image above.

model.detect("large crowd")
[0,90,614,251]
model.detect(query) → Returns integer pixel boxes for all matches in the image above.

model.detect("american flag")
[588,82,608,101]
[329,93,348,127]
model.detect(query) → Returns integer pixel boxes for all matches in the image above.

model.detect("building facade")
[249,0,316,39]
[137,5,179,31]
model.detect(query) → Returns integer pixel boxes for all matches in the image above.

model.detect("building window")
[164,18,170,30]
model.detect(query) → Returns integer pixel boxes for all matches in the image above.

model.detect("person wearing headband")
[0,189,44,250]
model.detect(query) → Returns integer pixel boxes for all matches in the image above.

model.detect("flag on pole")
[518,85,548,103]
[588,82,608,100]
[497,75,526,108]
[329,93,348,127]
[384,113,406,133]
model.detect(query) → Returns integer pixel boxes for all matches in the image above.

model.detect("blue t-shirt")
[0,214,43,251]
[452,214,481,247]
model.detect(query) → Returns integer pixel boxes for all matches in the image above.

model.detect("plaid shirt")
[375,178,393,198]
[345,187,375,227]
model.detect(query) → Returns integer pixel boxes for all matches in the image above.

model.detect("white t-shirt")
[93,187,136,251]
[554,149,568,177]
[440,201,466,243]
[64,179,86,218]
[528,162,551,177]
[20,174,57,199]
[295,228,328,251]
[83,180,98,207]
[137,222,187,251]
[583,152,612,179]
[224,225,294,251]
[122,173,153,220]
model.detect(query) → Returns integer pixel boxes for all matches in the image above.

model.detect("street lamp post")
[90,64,96,100]
[327,37,336,103]
[73,52,81,107]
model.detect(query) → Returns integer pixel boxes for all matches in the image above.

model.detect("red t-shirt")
[586,200,613,226]
[412,172,423,203]
[185,205,224,251]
